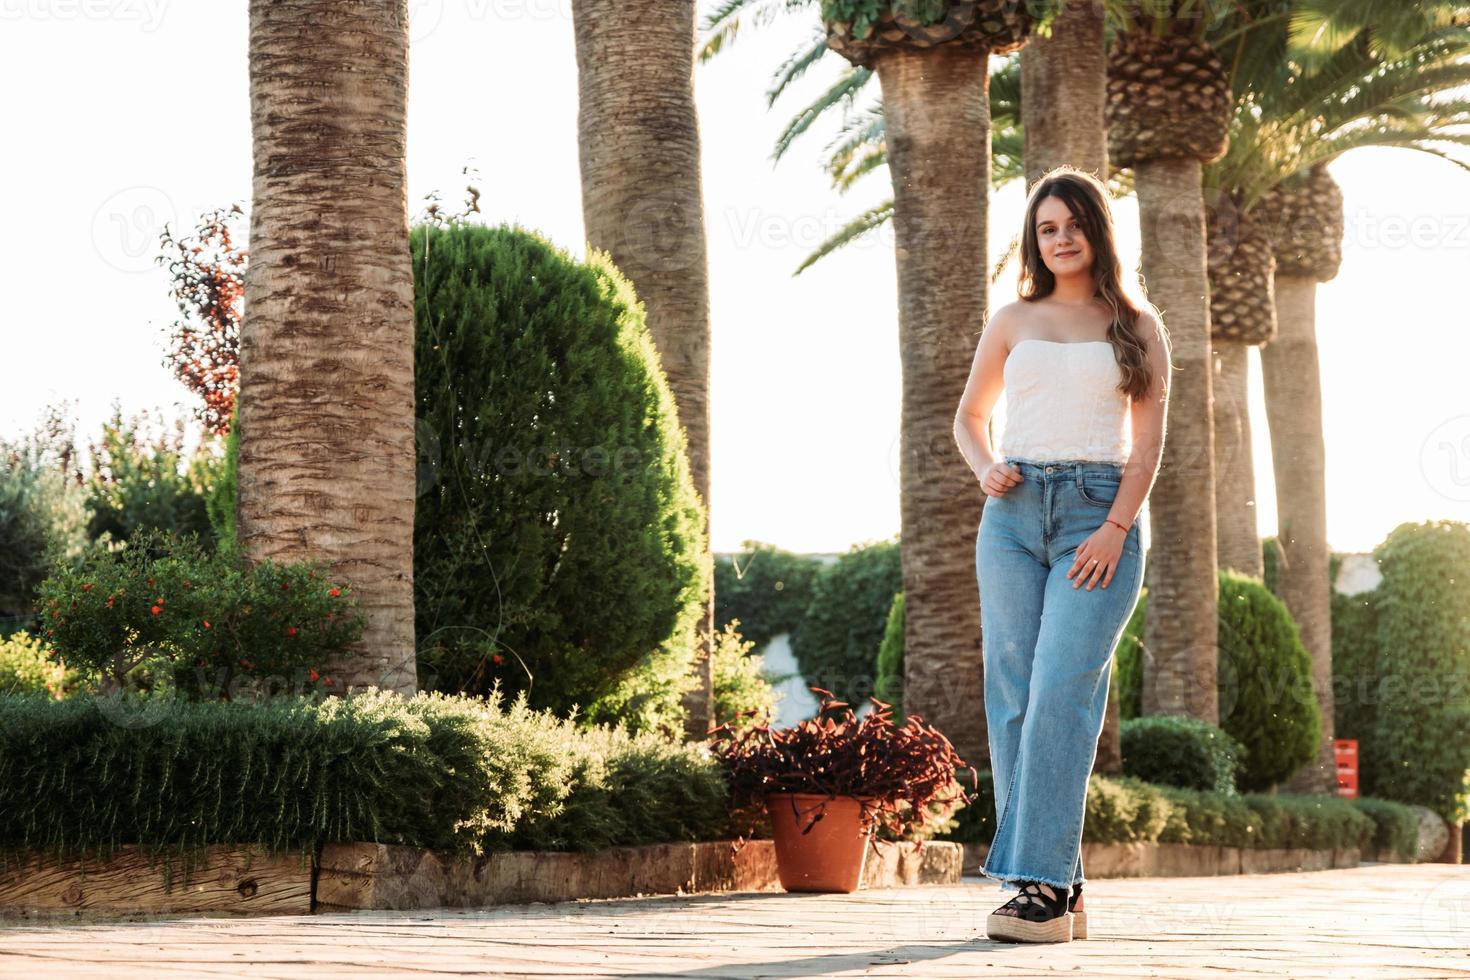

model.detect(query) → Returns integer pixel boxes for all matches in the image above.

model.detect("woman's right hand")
[980,461,1024,497]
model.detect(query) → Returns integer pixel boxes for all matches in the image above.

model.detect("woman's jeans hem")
[976,864,1083,894]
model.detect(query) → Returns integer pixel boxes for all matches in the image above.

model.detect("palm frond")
[1286,0,1470,71]
[696,0,815,64]
[766,30,841,107]
[771,64,874,163]
[792,201,893,276]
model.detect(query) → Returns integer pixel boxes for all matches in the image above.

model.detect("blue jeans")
[974,456,1146,893]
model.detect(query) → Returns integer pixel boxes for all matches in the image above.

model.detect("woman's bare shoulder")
[985,300,1033,347]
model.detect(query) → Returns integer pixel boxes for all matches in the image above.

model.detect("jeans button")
[1045,466,1054,474]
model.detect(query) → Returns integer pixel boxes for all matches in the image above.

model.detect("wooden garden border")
[0,837,1401,916]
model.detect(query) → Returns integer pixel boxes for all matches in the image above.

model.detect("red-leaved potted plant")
[710,688,977,893]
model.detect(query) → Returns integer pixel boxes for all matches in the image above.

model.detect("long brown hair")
[1016,166,1164,402]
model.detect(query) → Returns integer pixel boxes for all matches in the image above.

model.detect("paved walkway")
[1,862,1467,978]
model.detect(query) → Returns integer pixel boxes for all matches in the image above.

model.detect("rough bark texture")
[1021,0,1107,190]
[240,0,417,696]
[874,44,991,768]
[1134,156,1219,725]
[572,0,714,739]
[1020,0,1121,776]
[1261,275,1336,794]
[1212,342,1263,578]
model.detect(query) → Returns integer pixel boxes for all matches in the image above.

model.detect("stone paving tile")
[0,862,1467,978]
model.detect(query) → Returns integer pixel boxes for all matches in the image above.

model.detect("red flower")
[324,677,334,687]
[281,582,290,591]
[309,668,320,682]
[285,626,298,637]
[239,658,254,669]
[202,620,211,629]
[147,576,155,587]
[328,587,341,598]
[81,583,93,592]
[150,605,163,616]
[492,654,505,666]
[106,595,116,609]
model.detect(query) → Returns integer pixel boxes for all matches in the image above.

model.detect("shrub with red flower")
[35,527,364,699]
[709,688,978,852]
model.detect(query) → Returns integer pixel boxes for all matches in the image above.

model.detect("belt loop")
[1075,466,1084,492]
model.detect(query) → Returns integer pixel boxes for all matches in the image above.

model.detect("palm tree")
[1257,162,1342,793]
[238,0,417,696]
[1207,11,1470,790]
[816,2,1045,767]
[1105,1,1236,724]
[572,0,716,739]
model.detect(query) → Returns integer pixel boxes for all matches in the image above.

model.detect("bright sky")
[2,3,1467,557]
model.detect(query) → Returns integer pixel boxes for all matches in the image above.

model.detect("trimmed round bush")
[1115,570,1319,792]
[410,220,708,734]
[789,537,901,706]
[1120,714,1245,794]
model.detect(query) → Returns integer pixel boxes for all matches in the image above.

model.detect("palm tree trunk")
[1021,0,1107,188]
[1213,342,1263,577]
[1260,274,1336,793]
[1020,0,1121,776]
[1134,156,1219,725]
[572,0,714,739]
[875,43,990,767]
[239,0,417,697]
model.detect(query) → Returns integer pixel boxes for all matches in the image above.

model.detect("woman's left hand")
[1067,525,1127,590]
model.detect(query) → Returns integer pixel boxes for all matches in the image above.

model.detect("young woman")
[953,166,1172,943]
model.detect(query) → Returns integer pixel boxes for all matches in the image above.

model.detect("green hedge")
[1330,585,1382,790]
[938,769,1413,855]
[1120,715,1245,794]
[0,687,729,874]
[790,537,901,705]
[713,542,822,651]
[1369,521,1470,824]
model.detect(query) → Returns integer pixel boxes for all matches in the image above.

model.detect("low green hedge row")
[0,688,728,871]
[939,769,1418,857]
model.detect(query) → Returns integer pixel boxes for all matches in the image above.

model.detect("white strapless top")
[997,340,1132,464]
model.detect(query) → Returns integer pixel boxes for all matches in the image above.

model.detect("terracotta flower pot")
[765,792,876,893]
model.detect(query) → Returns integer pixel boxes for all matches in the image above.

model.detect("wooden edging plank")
[0,844,313,916]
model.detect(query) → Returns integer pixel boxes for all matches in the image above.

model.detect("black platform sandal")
[985,880,1073,944]
[1069,882,1087,940]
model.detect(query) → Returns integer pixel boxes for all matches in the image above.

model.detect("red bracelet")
[1106,518,1129,532]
